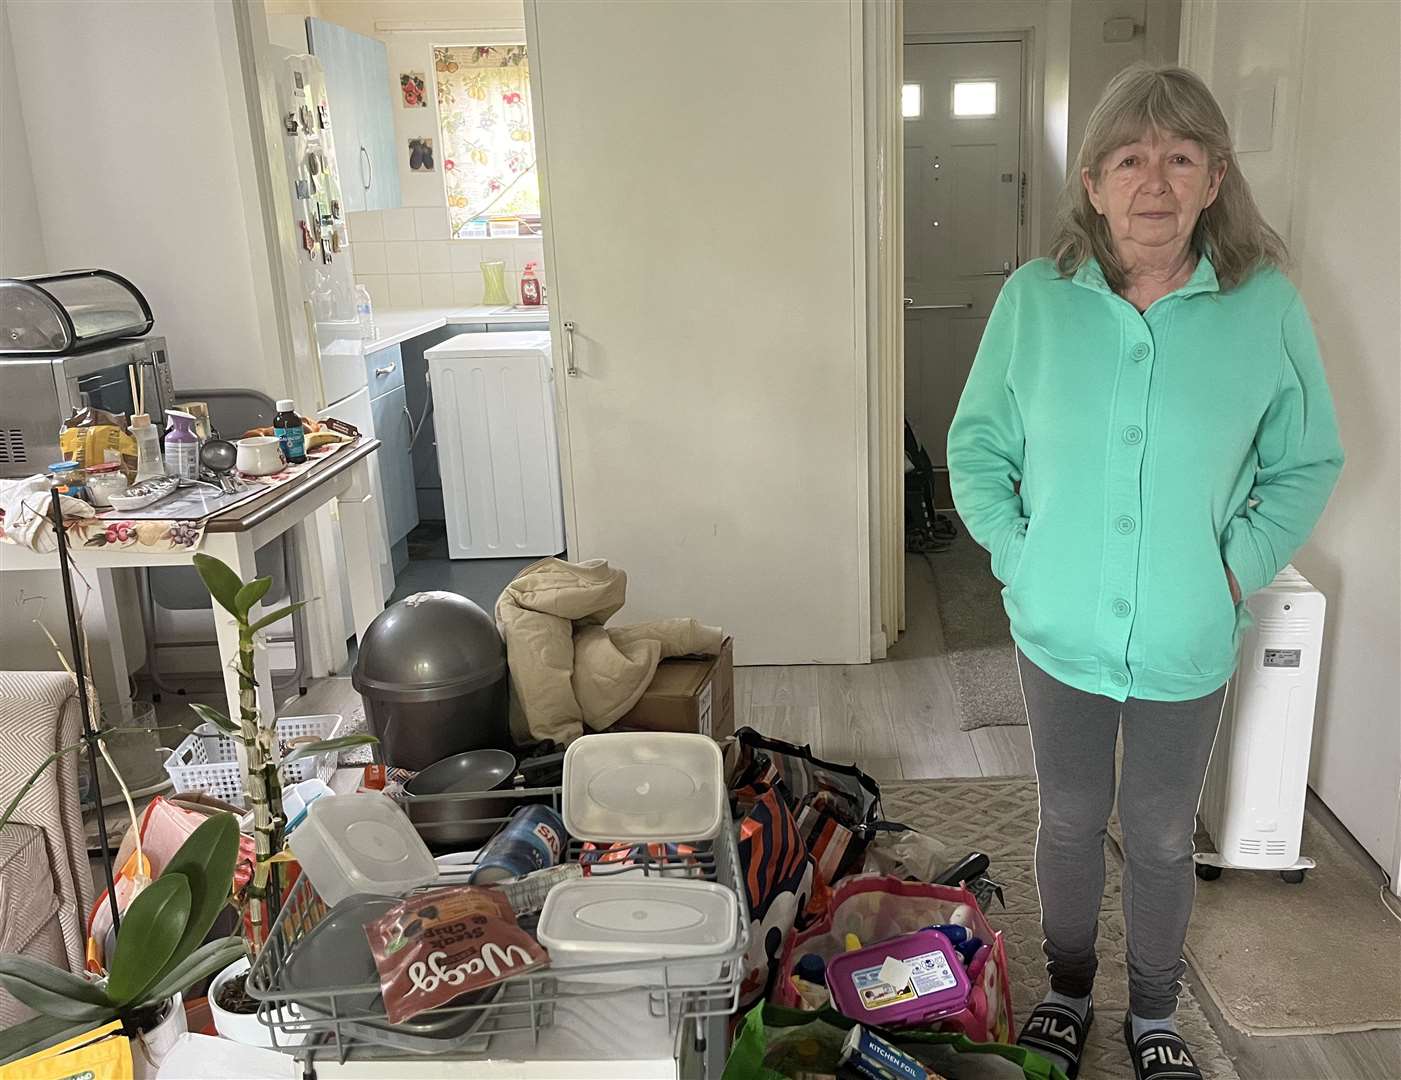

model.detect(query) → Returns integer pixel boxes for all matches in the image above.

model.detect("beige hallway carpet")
[883,778,1240,1080]
[1184,811,1401,1036]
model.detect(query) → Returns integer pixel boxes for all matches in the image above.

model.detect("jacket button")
[1131,342,1150,361]
[1123,425,1143,444]
[1111,671,1129,687]
[1115,515,1136,534]
[1112,598,1132,617]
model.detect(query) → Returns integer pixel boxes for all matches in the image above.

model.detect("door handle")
[904,297,914,306]
[303,300,327,409]
[374,361,397,376]
[977,261,1012,278]
[359,146,371,192]
[563,320,578,377]
[905,302,973,311]
[402,403,415,449]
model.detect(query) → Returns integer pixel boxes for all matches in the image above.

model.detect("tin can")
[469,804,567,884]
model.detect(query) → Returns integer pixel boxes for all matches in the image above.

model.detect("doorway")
[903,36,1027,488]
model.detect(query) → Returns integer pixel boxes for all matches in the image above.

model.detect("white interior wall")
[1288,4,1400,882]
[1182,0,1401,882]
[4,0,283,396]
[1067,0,1181,168]
[0,2,45,276]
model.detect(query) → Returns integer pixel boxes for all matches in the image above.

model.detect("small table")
[1,441,387,729]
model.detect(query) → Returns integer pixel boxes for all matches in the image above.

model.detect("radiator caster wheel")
[1195,863,1221,881]
[1280,869,1306,884]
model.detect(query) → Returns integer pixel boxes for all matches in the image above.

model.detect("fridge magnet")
[408,137,435,172]
[400,72,427,108]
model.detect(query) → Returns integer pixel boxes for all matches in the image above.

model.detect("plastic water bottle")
[355,284,376,342]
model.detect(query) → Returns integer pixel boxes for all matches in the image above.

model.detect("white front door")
[526,0,870,665]
[903,39,1024,467]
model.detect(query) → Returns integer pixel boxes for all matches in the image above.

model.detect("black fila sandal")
[1017,1000,1094,1079]
[1124,1013,1204,1080]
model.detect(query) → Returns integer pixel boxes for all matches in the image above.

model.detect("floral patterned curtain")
[434,46,539,237]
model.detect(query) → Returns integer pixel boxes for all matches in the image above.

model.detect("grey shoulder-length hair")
[1050,62,1286,292]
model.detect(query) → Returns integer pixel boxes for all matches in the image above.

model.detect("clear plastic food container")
[536,878,738,985]
[287,791,438,905]
[562,732,724,843]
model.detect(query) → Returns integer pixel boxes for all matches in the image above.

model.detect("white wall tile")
[417,241,451,274]
[413,206,449,240]
[347,210,383,243]
[452,273,483,306]
[350,241,386,276]
[449,242,485,274]
[385,241,419,275]
[356,274,389,311]
[481,237,518,270]
[514,238,544,270]
[420,273,454,307]
[388,275,422,308]
[381,207,416,242]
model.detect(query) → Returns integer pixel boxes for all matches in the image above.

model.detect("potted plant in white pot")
[0,814,246,1066]
[188,553,373,1045]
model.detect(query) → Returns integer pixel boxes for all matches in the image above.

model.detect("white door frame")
[903,30,1036,268]
[863,0,904,655]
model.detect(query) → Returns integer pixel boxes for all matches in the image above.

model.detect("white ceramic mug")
[236,435,285,476]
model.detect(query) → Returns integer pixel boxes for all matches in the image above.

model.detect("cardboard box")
[616,636,734,741]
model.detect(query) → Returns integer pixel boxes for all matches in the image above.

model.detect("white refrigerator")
[271,53,395,653]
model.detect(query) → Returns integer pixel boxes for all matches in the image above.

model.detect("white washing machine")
[424,331,566,560]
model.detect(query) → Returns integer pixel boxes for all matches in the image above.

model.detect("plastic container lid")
[48,461,80,472]
[88,462,122,474]
[826,928,972,1025]
[277,399,295,412]
[537,878,737,962]
[287,792,437,906]
[562,732,724,843]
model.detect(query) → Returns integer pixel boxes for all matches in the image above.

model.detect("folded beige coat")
[495,557,724,744]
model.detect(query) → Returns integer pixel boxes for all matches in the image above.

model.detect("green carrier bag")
[723,1002,1068,1080]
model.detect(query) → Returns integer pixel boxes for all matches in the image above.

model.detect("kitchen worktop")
[364,306,550,352]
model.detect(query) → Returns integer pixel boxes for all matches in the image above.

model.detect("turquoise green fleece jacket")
[947,255,1343,702]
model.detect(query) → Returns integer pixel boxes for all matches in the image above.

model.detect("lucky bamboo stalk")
[191,554,374,952]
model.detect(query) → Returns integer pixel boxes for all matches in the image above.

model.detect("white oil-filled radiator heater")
[1195,565,1325,884]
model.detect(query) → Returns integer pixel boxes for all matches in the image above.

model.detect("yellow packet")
[0,1020,133,1080]
[58,408,138,474]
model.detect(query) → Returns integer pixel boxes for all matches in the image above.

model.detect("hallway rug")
[882,778,1241,1080]
[924,520,1026,730]
[1183,809,1401,1035]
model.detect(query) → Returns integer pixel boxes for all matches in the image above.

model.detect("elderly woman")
[948,64,1342,1080]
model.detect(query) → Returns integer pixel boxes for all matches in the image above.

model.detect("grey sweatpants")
[1016,649,1226,1019]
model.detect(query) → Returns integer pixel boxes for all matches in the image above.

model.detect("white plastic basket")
[163,714,344,802]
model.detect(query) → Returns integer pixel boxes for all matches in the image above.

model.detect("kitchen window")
[434,45,541,238]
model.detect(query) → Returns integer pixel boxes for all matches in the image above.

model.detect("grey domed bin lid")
[352,591,507,703]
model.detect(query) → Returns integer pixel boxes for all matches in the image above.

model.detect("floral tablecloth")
[0,441,351,555]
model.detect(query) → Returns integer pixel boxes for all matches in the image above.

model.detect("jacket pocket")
[995,519,1029,587]
[1140,528,1240,677]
